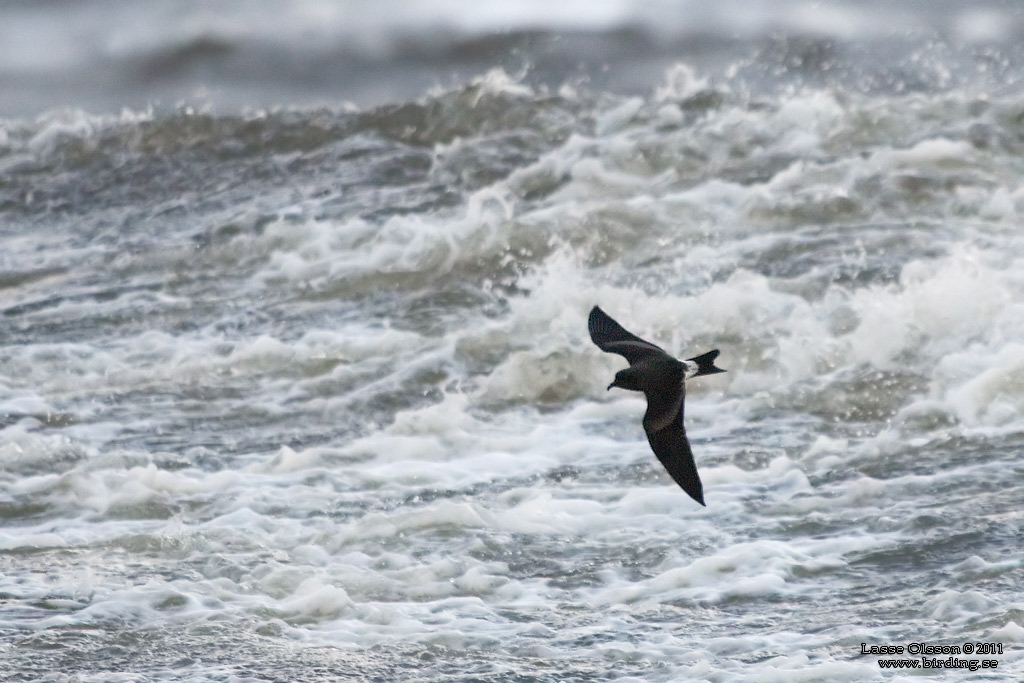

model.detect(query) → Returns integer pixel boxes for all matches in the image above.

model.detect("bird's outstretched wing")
[588,306,665,365]
[640,361,704,505]
[643,391,705,506]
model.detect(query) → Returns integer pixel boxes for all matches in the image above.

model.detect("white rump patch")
[683,360,700,379]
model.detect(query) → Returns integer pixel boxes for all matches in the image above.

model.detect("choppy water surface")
[2,4,1024,682]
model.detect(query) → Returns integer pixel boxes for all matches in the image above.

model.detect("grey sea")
[1,1,1023,681]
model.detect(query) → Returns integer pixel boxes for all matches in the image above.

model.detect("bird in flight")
[588,305,725,506]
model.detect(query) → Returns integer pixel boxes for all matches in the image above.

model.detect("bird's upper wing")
[588,306,665,365]
[641,364,705,506]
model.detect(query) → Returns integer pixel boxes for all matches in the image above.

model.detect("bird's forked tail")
[686,349,726,377]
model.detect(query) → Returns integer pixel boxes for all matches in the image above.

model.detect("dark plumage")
[588,305,725,506]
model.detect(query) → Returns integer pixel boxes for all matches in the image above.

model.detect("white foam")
[879,137,973,166]
[592,534,871,607]
[0,529,66,551]
[594,97,644,136]
[990,620,1024,643]
[921,589,1001,622]
[0,423,89,475]
[272,577,354,620]
[940,342,1024,426]
[743,655,875,683]
[0,390,53,416]
[654,63,712,102]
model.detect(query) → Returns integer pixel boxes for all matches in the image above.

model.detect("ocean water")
[2,2,1024,681]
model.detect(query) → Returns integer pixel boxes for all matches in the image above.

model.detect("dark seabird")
[588,305,725,506]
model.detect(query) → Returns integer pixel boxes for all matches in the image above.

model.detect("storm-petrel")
[588,305,725,506]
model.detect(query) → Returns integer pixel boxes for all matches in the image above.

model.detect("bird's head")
[608,367,641,392]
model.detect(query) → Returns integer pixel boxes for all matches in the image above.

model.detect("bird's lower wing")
[644,412,705,506]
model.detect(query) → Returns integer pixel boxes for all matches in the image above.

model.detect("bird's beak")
[607,382,614,391]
